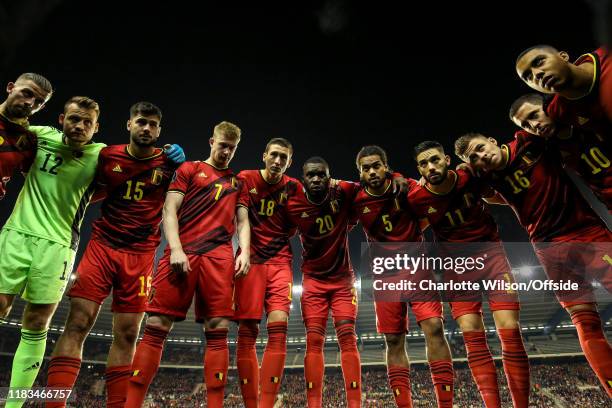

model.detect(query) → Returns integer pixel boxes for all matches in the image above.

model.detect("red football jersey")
[286,181,359,281]
[237,170,300,264]
[90,145,177,252]
[483,131,605,242]
[352,179,423,243]
[548,127,612,210]
[409,170,500,242]
[547,47,612,132]
[168,161,244,259]
[0,115,36,200]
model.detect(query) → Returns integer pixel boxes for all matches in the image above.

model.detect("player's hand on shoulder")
[170,248,191,274]
[164,144,186,165]
[234,251,250,279]
[456,162,475,176]
[390,173,409,194]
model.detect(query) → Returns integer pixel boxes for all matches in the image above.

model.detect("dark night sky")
[0,0,606,262]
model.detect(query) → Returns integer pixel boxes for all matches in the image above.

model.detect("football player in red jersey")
[125,121,250,408]
[286,157,361,408]
[509,93,611,212]
[0,73,53,201]
[455,132,612,397]
[43,102,183,408]
[412,141,528,408]
[234,138,300,407]
[353,145,454,408]
[515,45,612,127]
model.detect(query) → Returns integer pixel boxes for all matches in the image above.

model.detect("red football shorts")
[534,225,612,308]
[147,254,235,322]
[444,244,520,320]
[300,276,357,322]
[234,262,293,320]
[68,239,155,313]
[374,300,443,334]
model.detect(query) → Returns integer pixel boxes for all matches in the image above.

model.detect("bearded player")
[455,131,612,397]
[44,102,183,408]
[234,138,299,407]
[353,145,454,408]
[515,44,612,127]
[0,73,53,201]
[0,97,106,408]
[412,141,529,408]
[125,121,250,408]
[509,93,611,212]
[286,157,361,408]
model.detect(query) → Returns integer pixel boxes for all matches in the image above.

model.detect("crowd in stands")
[0,355,608,407]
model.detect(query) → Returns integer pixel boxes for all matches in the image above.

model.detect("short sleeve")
[168,162,192,195]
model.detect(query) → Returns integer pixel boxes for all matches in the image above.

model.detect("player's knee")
[305,319,326,353]
[146,314,174,332]
[420,318,445,341]
[23,308,54,331]
[239,319,259,331]
[565,303,597,315]
[384,333,406,355]
[114,325,140,347]
[205,317,230,330]
[457,314,484,332]
[267,310,288,323]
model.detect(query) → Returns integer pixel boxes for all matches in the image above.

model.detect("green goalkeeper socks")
[6,329,48,408]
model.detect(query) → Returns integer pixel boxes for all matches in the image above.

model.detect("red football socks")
[570,310,612,397]
[125,326,169,408]
[45,356,81,408]
[429,359,454,408]
[336,322,361,408]
[105,365,131,408]
[237,324,260,408]
[260,321,288,408]
[463,330,501,407]
[498,328,530,407]
[204,328,229,408]
[387,366,412,408]
[304,321,326,408]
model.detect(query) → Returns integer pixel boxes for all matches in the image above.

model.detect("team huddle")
[0,43,610,408]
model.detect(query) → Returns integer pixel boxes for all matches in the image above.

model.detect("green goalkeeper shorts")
[0,228,76,304]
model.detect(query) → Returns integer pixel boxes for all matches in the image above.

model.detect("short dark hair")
[64,96,100,119]
[355,145,388,170]
[130,101,162,120]
[303,156,329,169]
[265,137,293,154]
[509,94,544,121]
[454,132,487,160]
[516,44,559,66]
[413,140,445,160]
[16,72,53,95]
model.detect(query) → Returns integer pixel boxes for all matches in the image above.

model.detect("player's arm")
[234,206,251,278]
[482,192,507,205]
[163,191,190,273]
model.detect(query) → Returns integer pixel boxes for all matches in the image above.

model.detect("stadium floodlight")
[518,265,534,277]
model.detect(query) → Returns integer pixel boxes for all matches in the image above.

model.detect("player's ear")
[488,137,498,146]
[126,119,132,132]
[209,137,214,147]
[262,151,267,163]
[559,51,570,62]
[6,82,15,94]
[445,154,451,166]
[287,156,293,168]
[58,113,65,126]
[93,122,100,134]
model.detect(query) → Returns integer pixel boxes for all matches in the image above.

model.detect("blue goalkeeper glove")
[164,144,186,164]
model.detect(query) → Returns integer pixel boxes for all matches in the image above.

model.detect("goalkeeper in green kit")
[0,96,105,406]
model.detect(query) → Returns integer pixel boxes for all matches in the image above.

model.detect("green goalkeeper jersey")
[3,126,106,249]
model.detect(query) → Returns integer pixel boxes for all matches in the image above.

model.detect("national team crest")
[15,134,29,150]
[279,192,288,204]
[151,168,163,185]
